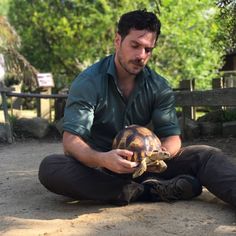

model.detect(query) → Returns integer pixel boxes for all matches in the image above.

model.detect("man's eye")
[131,44,139,48]
[145,48,153,53]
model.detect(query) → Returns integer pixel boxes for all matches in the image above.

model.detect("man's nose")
[136,48,146,60]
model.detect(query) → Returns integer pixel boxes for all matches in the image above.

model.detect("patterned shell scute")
[112,125,161,162]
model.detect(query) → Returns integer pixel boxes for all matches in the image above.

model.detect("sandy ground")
[0,137,236,236]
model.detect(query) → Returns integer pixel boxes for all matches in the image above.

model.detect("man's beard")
[117,53,144,76]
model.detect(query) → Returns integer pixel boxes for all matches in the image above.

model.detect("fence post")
[178,79,195,140]
[36,87,52,121]
[36,73,54,121]
[179,79,195,120]
[212,77,224,110]
[212,77,223,89]
[224,73,236,110]
[0,88,13,143]
[224,76,236,88]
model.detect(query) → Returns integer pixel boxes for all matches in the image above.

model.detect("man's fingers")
[118,163,139,173]
[113,149,139,172]
[117,150,139,168]
[121,158,139,168]
[117,149,133,158]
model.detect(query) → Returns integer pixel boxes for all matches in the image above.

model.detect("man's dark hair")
[117,10,161,41]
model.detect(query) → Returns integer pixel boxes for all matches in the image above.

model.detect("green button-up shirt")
[63,54,180,151]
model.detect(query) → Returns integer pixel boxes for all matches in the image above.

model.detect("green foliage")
[215,0,236,51]
[198,108,236,122]
[0,16,20,50]
[7,0,226,90]
[150,0,224,89]
[8,113,18,124]
[8,0,155,90]
[0,16,38,89]
[223,109,236,122]
[0,0,10,16]
[0,0,40,89]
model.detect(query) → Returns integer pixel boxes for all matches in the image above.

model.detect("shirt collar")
[107,53,148,84]
[107,54,117,80]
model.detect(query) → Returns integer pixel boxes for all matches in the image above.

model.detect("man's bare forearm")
[63,131,105,168]
[63,131,137,174]
[161,135,182,157]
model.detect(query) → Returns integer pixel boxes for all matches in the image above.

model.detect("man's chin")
[123,65,143,75]
[127,70,140,76]
[130,67,143,75]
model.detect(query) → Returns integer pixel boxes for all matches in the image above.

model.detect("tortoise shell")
[112,125,170,177]
[112,125,161,162]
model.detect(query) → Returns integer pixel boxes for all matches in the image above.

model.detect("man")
[39,10,236,207]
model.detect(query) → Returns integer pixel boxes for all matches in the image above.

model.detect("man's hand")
[63,132,138,173]
[102,149,138,174]
[160,135,182,157]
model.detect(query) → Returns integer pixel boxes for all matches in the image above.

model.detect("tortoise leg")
[146,160,167,173]
[146,158,157,166]
[133,158,147,178]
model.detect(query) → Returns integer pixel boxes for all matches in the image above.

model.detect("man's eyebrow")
[130,40,139,44]
[130,40,155,49]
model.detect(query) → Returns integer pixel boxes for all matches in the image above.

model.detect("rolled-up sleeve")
[63,75,97,141]
[152,87,181,138]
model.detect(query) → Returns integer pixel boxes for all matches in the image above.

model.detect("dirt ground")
[0,137,236,236]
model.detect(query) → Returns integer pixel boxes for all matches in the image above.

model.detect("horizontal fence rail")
[6,92,68,99]
[1,87,236,143]
[5,87,236,105]
[175,88,236,106]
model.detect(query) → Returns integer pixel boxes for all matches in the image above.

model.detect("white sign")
[0,54,5,82]
[37,73,54,88]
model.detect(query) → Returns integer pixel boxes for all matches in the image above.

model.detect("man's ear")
[114,33,121,49]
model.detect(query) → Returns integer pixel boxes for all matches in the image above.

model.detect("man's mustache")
[130,59,144,67]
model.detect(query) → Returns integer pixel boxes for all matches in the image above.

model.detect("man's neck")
[116,70,136,99]
[114,57,135,82]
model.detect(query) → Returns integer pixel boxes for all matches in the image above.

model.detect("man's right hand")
[63,132,138,174]
[101,149,138,174]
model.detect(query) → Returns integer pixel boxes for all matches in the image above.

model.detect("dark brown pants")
[38,145,236,207]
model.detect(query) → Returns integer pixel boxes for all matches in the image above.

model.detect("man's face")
[115,29,156,76]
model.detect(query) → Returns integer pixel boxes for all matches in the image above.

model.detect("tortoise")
[112,125,171,178]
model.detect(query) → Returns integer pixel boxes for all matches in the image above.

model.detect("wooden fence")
[175,87,236,106]
[1,86,236,143]
[0,88,67,142]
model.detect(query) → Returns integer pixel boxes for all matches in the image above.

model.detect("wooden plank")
[212,78,223,89]
[38,88,52,121]
[0,91,13,143]
[179,79,195,119]
[5,88,236,107]
[1,87,236,143]
[6,92,68,99]
[0,87,11,92]
[211,78,224,110]
[175,88,236,106]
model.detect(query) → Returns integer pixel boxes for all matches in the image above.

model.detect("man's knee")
[38,154,67,188]
[181,145,223,161]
